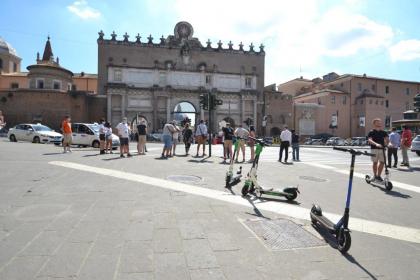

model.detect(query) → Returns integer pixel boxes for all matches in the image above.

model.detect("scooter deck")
[311,213,336,232]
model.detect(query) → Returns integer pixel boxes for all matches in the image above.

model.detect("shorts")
[119,137,129,146]
[105,134,112,141]
[99,134,105,141]
[224,139,233,148]
[173,137,179,145]
[238,139,245,148]
[63,134,72,145]
[162,134,172,149]
[138,135,146,145]
[371,149,385,163]
[196,135,207,145]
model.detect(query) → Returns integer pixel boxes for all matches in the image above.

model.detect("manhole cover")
[167,175,202,183]
[299,176,328,182]
[243,218,325,250]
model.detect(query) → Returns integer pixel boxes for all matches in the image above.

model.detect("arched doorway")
[131,114,149,130]
[172,101,197,127]
[223,117,235,128]
[270,127,281,137]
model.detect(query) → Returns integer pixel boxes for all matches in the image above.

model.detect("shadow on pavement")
[252,195,301,205]
[43,152,66,156]
[188,156,214,163]
[369,184,412,199]
[344,254,379,280]
[83,154,100,157]
[244,196,271,220]
[102,156,124,161]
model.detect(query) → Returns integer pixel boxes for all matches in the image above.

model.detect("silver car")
[411,135,420,156]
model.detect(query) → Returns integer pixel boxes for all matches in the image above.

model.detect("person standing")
[222,123,234,163]
[0,110,6,131]
[104,121,113,154]
[183,122,193,155]
[171,121,181,156]
[136,119,147,155]
[195,120,208,157]
[247,126,256,162]
[387,127,400,168]
[99,118,106,155]
[161,122,176,159]
[61,115,72,153]
[401,125,412,167]
[234,123,249,162]
[291,129,300,161]
[116,117,132,158]
[367,118,389,181]
[279,125,292,163]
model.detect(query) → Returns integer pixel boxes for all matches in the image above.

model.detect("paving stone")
[119,241,153,273]
[183,239,219,269]
[117,272,154,280]
[154,252,189,280]
[78,253,119,280]
[19,230,66,256]
[68,221,103,242]
[153,228,182,253]
[153,212,177,229]
[0,255,47,280]
[207,232,239,252]
[178,219,206,240]
[125,220,153,241]
[189,268,226,280]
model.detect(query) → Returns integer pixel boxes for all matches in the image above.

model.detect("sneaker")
[63,150,67,154]
[375,176,383,182]
[120,154,125,158]
[127,153,132,157]
[393,165,397,168]
[401,163,407,166]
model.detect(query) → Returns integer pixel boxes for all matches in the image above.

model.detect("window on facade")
[342,96,346,105]
[406,88,410,95]
[37,80,44,89]
[357,83,362,91]
[340,82,344,87]
[385,100,389,108]
[372,84,376,91]
[317,98,321,105]
[245,77,252,88]
[360,99,363,105]
[331,95,335,104]
[205,75,212,85]
[380,101,383,106]
[406,102,410,110]
[369,99,372,104]
[13,63,17,72]
[10,83,19,89]
[114,69,122,82]
[0,58,3,69]
[385,85,389,94]
[159,73,166,85]
[53,81,61,90]
[68,83,72,91]
[375,100,378,105]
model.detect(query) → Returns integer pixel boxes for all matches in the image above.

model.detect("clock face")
[176,23,192,39]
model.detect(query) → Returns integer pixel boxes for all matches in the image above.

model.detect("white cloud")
[67,0,101,20]
[389,40,420,61]
[170,0,395,84]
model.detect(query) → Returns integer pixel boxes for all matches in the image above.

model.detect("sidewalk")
[0,141,419,279]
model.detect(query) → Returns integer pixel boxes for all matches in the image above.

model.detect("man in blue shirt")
[387,127,400,168]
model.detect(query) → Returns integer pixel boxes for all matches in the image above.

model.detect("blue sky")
[1,0,420,85]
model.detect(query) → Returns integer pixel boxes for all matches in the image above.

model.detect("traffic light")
[414,94,420,113]
[209,93,223,110]
[199,94,209,110]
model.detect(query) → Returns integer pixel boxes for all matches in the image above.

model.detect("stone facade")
[98,21,265,132]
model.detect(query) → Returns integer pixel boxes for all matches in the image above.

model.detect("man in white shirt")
[279,125,292,163]
[116,117,132,158]
[234,124,249,162]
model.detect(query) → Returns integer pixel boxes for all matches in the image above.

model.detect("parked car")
[306,138,324,145]
[351,137,368,146]
[310,133,334,143]
[71,123,119,148]
[411,135,420,156]
[7,123,63,144]
[147,133,163,142]
[326,137,348,146]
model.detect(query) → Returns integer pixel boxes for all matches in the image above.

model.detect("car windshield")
[88,124,100,133]
[414,135,420,141]
[32,125,53,132]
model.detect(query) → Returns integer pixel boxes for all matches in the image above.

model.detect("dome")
[0,37,19,57]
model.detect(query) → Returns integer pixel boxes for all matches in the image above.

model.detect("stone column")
[107,93,112,122]
[152,92,157,132]
[240,93,245,123]
[253,96,257,128]
[121,93,126,118]
[166,96,171,122]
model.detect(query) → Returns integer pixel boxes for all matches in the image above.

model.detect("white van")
[71,123,120,148]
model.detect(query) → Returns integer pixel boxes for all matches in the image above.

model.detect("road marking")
[49,161,420,245]
[304,162,420,194]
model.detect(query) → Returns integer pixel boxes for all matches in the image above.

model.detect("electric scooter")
[225,138,242,188]
[241,136,299,201]
[310,147,374,253]
[365,148,393,191]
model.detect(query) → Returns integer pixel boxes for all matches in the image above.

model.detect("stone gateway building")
[98,21,265,132]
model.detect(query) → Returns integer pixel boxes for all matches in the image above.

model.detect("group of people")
[221,123,256,164]
[278,125,300,163]
[368,118,413,182]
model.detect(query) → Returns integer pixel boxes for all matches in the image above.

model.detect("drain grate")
[167,175,202,183]
[299,175,328,182]
[243,218,325,250]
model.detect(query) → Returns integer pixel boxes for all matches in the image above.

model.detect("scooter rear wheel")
[241,185,249,196]
[385,181,393,191]
[337,229,351,253]
[284,189,298,201]
[365,175,371,184]
[225,175,231,188]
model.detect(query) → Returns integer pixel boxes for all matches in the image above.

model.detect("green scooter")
[241,137,299,201]
[225,138,242,188]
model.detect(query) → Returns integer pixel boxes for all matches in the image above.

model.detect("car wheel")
[92,140,100,148]
[33,136,40,143]
[416,151,420,156]
[9,134,17,142]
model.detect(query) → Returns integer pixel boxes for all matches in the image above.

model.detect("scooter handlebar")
[247,135,271,146]
[333,146,375,157]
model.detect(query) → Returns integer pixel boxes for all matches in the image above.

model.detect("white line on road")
[49,161,420,245]
[304,162,420,194]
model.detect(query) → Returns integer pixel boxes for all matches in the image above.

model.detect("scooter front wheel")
[284,189,298,201]
[337,229,351,253]
[365,175,371,184]
[225,175,231,188]
[241,185,249,196]
[385,181,393,191]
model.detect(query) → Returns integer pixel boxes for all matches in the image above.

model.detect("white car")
[71,123,120,148]
[7,123,63,144]
[411,135,420,156]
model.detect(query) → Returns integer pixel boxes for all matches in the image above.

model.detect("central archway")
[172,101,197,127]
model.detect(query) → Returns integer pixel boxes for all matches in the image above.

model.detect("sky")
[1,0,420,85]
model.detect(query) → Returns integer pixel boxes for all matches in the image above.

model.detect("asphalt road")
[0,139,419,279]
